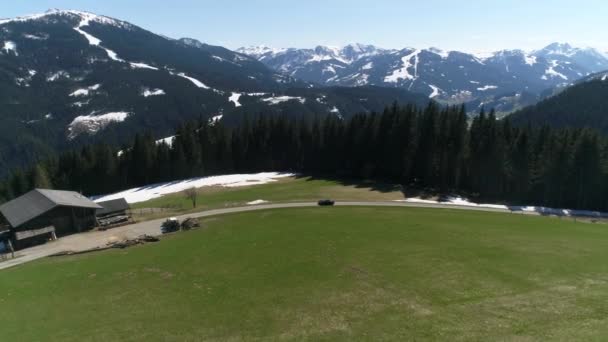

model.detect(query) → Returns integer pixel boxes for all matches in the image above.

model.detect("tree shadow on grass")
[295,174,406,197]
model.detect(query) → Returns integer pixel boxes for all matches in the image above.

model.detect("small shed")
[96,198,131,227]
[0,189,102,249]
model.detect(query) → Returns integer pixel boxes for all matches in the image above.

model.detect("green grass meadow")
[2,207,608,341]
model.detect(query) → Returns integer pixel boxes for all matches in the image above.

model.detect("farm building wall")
[15,206,97,237]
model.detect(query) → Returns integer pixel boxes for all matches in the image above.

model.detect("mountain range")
[0,10,428,174]
[238,43,608,114]
[1,9,607,176]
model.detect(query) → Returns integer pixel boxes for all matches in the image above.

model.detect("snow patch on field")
[93,172,295,204]
[142,88,165,97]
[229,92,242,107]
[396,196,608,218]
[247,199,269,205]
[261,96,306,105]
[68,111,131,140]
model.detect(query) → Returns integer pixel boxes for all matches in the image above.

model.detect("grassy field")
[130,176,406,220]
[2,207,608,341]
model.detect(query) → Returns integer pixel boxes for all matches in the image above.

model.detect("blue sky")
[1,0,607,52]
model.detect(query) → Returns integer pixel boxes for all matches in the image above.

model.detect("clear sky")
[1,0,607,52]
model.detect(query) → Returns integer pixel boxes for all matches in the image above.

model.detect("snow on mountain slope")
[240,42,608,113]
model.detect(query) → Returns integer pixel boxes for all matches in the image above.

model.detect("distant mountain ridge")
[238,42,608,114]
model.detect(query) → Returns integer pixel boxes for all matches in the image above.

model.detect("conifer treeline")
[1,102,607,211]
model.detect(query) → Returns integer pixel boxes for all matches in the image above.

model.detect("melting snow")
[477,85,498,91]
[92,172,295,203]
[130,62,159,70]
[247,199,269,205]
[68,111,131,140]
[73,13,124,62]
[23,33,46,40]
[361,62,374,70]
[156,136,175,147]
[524,55,537,66]
[176,72,211,89]
[261,96,306,105]
[229,92,242,107]
[384,49,420,83]
[70,84,101,97]
[396,196,608,218]
[2,41,17,55]
[209,114,223,125]
[543,60,568,80]
[47,71,70,81]
[142,88,165,97]
[428,84,441,98]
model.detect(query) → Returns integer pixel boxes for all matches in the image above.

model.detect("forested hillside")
[509,79,608,133]
[2,102,607,212]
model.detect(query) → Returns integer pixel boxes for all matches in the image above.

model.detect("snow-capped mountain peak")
[0,9,131,29]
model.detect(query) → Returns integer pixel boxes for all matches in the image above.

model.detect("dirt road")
[0,201,524,270]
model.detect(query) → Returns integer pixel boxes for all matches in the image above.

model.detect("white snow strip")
[156,136,175,147]
[384,49,420,83]
[209,114,223,125]
[47,71,70,81]
[2,41,17,55]
[247,199,269,205]
[69,83,101,97]
[428,84,441,98]
[602,74,607,81]
[23,33,46,40]
[361,62,374,70]
[130,62,159,70]
[68,111,131,140]
[142,88,165,97]
[229,92,242,107]
[261,96,306,105]
[73,14,124,62]
[544,60,568,80]
[176,72,211,89]
[477,85,498,91]
[395,196,608,218]
[92,172,295,204]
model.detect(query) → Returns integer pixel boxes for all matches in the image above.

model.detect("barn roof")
[0,189,101,228]
[96,198,130,216]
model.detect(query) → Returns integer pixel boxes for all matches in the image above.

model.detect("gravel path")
[0,201,525,270]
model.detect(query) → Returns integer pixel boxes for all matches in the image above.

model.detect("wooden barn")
[96,198,131,227]
[0,189,102,249]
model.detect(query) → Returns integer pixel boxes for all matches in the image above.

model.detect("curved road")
[0,201,528,270]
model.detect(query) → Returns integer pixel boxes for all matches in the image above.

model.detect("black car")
[318,199,335,206]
